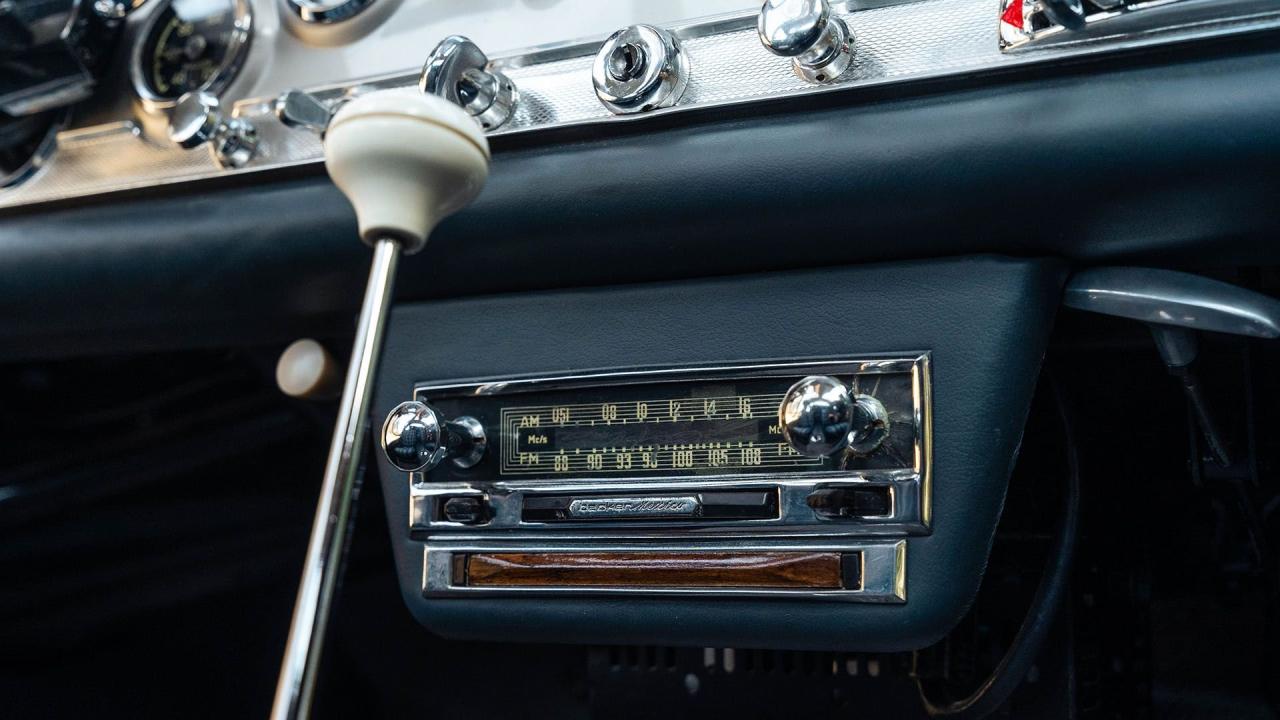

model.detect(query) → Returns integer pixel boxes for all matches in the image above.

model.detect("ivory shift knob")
[323,90,490,254]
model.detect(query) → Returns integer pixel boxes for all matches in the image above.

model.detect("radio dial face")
[410,362,920,486]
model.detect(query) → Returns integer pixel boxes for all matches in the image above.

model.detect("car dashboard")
[2,0,1279,718]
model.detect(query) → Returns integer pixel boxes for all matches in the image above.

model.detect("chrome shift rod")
[270,90,490,720]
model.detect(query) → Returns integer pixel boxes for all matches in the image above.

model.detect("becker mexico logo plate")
[567,496,701,519]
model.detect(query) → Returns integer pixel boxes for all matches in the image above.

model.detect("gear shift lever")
[270,89,490,720]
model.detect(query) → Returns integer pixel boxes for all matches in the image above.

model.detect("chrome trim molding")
[407,355,933,539]
[422,539,908,602]
[4,0,1278,209]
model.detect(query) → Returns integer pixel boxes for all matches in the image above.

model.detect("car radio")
[379,355,930,603]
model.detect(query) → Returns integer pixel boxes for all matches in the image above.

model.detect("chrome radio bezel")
[406,354,932,540]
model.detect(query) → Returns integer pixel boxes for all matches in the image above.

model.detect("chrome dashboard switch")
[779,375,890,457]
[757,0,854,84]
[591,24,689,114]
[420,36,518,131]
[382,401,486,473]
[167,91,259,168]
[274,90,336,136]
[1040,0,1088,30]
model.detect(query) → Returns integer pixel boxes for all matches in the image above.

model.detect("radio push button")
[441,496,489,524]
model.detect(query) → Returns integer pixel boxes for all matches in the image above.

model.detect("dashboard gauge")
[287,0,376,24]
[131,0,252,108]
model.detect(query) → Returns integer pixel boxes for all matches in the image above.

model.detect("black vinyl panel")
[374,256,1064,651]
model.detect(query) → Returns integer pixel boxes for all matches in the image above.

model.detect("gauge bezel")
[286,0,376,24]
[0,112,66,190]
[130,0,253,111]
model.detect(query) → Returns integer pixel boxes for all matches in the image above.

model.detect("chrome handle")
[270,91,491,720]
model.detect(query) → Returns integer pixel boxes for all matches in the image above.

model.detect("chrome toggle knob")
[420,35,518,131]
[1041,0,1088,29]
[779,376,890,457]
[381,401,487,473]
[168,91,259,168]
[757,0,854,84]
[592,24,689,114]
[274,89,336,136]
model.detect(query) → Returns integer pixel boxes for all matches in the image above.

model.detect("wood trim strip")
[460,551,846,589]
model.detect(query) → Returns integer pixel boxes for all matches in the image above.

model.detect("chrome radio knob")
[757,0,854,84]
[381,401,486,473]
[420,36,518,131]
[779,376,854,456]
[168,91,258,168]
[779,376,890,457]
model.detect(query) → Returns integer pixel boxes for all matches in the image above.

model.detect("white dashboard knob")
[275,339,339,399]
[323,90,490,253]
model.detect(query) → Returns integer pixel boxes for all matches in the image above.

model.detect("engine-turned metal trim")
[3,0,1277,209]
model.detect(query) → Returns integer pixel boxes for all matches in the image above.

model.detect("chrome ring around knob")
[848,393,890,456]
[420,35,518,131]
[168,91,259,168]
[592,24,689,115]
[757,0,854,84]
[779,376,854,457]
[381,401,487,473]
[448,415,487,469]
